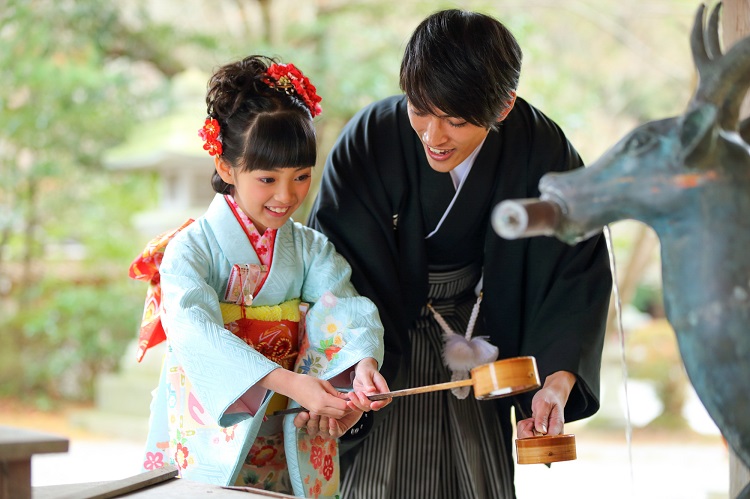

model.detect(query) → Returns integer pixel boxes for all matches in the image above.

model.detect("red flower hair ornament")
[199,62,321,157]
[198,118,222,156]
[263,63,322,118]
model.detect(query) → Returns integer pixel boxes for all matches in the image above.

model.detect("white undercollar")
[449,140,483,189]
[427,138,487,238]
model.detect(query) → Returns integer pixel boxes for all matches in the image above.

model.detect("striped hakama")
[341,264,516,499]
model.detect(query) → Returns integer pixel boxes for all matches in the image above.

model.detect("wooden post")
[722,1,750,496]
[0,426,68,499]
[723,0,750,117]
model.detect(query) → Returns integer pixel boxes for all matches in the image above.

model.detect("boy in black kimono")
[308,9,612,499]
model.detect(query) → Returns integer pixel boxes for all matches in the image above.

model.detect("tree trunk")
[722,0,750,496]
[20,180,37,297]
[256,0,272,45]
[606,222,659,334]
[0,224,10,296]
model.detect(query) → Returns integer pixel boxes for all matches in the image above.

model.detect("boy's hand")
[516,370,575,438]
[294,409,364,439]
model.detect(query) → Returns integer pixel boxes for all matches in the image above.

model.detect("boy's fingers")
[293,411,310,429]
[371,399,389,410]
[534,412,550,435]
[517,419,535,438]
[319,416,330,435]
[306,413,321,434]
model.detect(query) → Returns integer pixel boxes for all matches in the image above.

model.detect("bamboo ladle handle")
[271,356,540,416]
[364,377,473,400]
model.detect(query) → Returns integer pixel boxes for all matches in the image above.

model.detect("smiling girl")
[135,55,388,497]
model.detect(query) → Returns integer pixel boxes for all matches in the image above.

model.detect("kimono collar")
[426,136,488,239]
[204,193,265,267]
[449,137,487,190]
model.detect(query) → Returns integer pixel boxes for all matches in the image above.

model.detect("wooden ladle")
[516,434,577,464]
[271,356,540,416]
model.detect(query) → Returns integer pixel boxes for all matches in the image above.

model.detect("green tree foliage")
[0,0,204,404]
[0,0,700,405]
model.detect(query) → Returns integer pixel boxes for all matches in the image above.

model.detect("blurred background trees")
[0,0,698,426]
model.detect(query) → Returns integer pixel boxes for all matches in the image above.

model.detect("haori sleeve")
[486,103,613,423]
[159,232,281,426]
[294,229,385,383]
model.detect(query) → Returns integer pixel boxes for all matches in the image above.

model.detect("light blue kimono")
[141,194,384,496]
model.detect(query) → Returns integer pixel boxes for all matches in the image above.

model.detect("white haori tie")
[427,290,499,399]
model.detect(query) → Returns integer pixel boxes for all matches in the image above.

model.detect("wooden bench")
[0,426,69,499]
[1,425,296,498]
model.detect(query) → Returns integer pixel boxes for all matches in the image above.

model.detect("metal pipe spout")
[492,198,562,240]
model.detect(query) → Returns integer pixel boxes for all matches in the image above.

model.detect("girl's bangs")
[243,112,317,171]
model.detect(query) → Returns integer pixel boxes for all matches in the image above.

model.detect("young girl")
[133,55,389,497]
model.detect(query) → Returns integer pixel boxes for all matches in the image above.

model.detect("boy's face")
[407,101,490,173]
[216,160,312,233]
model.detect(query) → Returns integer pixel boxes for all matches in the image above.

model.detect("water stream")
[603,224,634,492]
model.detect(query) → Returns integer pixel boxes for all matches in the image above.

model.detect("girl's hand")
[260,369,350,418]
[288,375,351,418]
[348,357,391,412]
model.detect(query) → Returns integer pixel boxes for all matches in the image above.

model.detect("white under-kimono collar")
[426,137,488,239]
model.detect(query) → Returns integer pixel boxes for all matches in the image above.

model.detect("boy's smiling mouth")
[428,146,451,155]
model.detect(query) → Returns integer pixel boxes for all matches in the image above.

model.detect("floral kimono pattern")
[138,194,384,498]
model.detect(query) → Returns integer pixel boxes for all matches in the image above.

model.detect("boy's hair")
[206,55,317,194]
[399,10,522,129]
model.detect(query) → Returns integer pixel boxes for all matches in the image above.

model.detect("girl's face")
[216,159,313,233]
[407,101,490,173]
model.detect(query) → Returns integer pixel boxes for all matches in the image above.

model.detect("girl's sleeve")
[159,235,281,427]
[294,229,385,382]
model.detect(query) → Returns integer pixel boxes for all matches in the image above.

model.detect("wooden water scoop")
[375,355,540,401]
[516,434,577,465]
[271,355,540,416]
